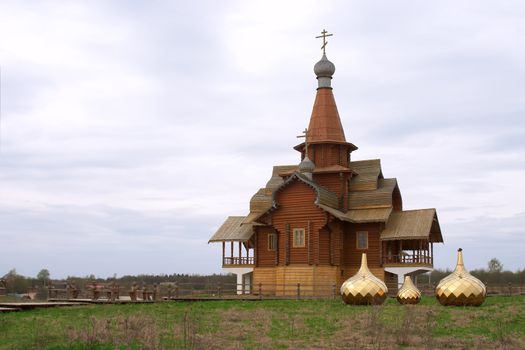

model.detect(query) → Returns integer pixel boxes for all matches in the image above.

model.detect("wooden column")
[316,228,320,265]
[275,231,279,266]
[285,223,290,265]
[254,231,258,266]
[307,221,311,265]
[222,241,225,265]
[230,241,234,260]
[329,229,334,265]
[238,241,242,263]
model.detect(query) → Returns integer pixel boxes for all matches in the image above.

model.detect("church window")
[356,231,368,249]
[293,228,306,247]
[268,233,276,251]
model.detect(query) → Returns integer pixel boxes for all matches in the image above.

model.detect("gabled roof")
[381,209,443,242]
[348,159,383,191]
[349,178,398,209]
[266,165,297,189]
[318,204,392,223]
[208,216,254,242]
[249,188,273,213]
[273,172,339,209]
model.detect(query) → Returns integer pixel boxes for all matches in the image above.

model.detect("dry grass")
[1,296,524,349]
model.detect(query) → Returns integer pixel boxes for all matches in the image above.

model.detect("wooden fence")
[47,281,525,302]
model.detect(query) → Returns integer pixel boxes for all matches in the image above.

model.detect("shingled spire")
[295,31,357,168]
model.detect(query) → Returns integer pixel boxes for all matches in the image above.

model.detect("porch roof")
[318,204,392,223]
[381,209,443,242]
[208,216,254,243]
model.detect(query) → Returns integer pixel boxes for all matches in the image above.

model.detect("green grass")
[1,296,524,349]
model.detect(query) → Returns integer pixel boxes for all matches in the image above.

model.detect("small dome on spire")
[298,156,315,179]
[314,54,335,88]
[299,156,315,172]
[314,54,336,77]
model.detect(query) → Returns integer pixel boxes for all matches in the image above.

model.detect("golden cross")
[316,29,333,55]
[296,128,309,154]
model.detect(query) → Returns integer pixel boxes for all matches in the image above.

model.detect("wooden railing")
[383,253,433,265]
[223,256,254,266]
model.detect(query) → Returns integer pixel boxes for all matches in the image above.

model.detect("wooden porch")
[221,241,254,267]
[382,239,434,267]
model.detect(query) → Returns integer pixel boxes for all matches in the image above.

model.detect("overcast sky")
[0,1,524,279]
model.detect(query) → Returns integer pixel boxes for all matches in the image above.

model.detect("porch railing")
[383,253,432,265]
[223,257,254,266]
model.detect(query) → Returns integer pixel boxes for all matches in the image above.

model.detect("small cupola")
[314,54,335,88]
[298,156,315,179]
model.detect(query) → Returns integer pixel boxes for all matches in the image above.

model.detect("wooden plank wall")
[313,173,343,197]
[255,226,277,267]
[341,222,382,270]
[310,144,350,168]
[318,228,330,265]
[254,265,339,296]
[272,181,326,266]
[252,267,276,294]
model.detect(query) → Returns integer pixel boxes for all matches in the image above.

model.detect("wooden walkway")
[0,302,90,311]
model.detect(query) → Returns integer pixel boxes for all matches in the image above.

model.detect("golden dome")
[435,248,486,306]
[396,275,421,305]
[340,253,388,305]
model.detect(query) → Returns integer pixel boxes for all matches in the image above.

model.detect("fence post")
[175,282,179,299]
[297,283,301,300]
[218,282,221,298]
[508,282,512,297]
[332,284,336,300]
[259,283,262,300]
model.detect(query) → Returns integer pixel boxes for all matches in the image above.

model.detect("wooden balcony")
[383,252,433,267]
[223,256,254,267]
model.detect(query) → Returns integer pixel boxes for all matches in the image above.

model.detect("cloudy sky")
[0,1,524,279]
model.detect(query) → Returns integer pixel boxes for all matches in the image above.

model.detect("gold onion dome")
[396,275,421,305]
[340,253,388,305]
[435,248,486,306]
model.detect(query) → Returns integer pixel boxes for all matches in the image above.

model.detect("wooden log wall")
[253,266,338,296]
[341,222,382,269]
[255,226,278,267]
[272,181,327,266]
[309,144,351,168]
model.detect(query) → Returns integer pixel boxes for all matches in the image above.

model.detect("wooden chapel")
[209,32,443,296]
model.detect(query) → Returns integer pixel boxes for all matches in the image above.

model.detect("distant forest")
[1,269,236,294]
[2,258,524,294]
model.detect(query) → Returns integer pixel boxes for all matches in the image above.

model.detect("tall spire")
[294,31,357,168]
[308,30,346,144]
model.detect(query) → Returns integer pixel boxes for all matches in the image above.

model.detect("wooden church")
[209,33,443,295]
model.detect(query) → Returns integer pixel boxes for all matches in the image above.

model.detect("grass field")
[0,296,524,349]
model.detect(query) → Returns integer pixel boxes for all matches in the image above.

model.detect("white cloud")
[0,1,524,278]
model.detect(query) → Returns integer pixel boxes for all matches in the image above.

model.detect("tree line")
[1,269,235,294]
[2,258,523,294]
